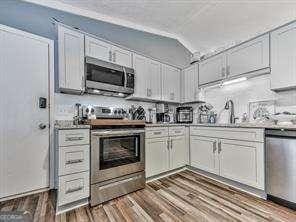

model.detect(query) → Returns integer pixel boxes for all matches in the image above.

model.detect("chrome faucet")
[224,99,237,124]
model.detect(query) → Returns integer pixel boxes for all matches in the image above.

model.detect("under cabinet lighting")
[222,77,247,86]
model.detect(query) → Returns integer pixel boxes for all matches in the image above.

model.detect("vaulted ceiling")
[26,0,296,55]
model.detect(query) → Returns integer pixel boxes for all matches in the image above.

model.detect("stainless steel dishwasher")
[266,129,296,210]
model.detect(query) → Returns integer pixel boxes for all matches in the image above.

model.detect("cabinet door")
[183,64,198,103]
[133,54,148,98]
[58,26,85,92]
[199,54,226,86]
[190,136,219,174]
[219,139,264,189]
[226,34,269,78]
[170,136,186,170]
[271,22,296,90]
[112,45,132,67]
[85,36,112,62]
[162,65,181,102]
[147,59,162,100]
[145,138,169,178]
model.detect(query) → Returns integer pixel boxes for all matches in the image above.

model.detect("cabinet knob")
[38,123,47,130]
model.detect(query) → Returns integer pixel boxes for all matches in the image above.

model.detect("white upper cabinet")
[58,25,85,93]
[162,64,181,103]
[182,64,199,103]
[271,22,296,90]
[111,45,133,67]
[199,53,226,86]
[85,36,111,62]
[147,59,162,100]
[226,33,270,78]
[133,53,148,98]
[132,54,162,100]
[85,36,132,68]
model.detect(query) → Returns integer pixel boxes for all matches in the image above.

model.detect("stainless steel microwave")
[85,56,134,96]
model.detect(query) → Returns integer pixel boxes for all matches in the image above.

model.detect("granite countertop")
[54,120,90,130]
[145,122,296,130]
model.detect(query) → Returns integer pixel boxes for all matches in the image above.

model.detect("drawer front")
[58,172,89,206]
[146,127,168,138]
[169,126,185,136]
[59,129,89,146]
[59,145,89,176]
[190,127,264,142]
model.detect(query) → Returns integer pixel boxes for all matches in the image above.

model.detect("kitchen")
[0,0,296,221]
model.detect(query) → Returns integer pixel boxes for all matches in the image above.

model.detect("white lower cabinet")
[190,136,219,175]
[190,127,265,190]
[55,128,90,213]
[145,137,169,177]
[219,139,264,189]
[145,127,187,178]
[170,136,187,169]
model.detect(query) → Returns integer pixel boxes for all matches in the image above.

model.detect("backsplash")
[199,74,296,123]
[54,93,156,120]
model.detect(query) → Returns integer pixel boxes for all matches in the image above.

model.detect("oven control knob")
[114,110,118,115]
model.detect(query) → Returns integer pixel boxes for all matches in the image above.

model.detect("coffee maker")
[156,103,170,123]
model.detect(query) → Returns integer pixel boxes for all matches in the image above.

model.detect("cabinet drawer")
[169,126,185,136]
[58,172,89,206]
[59,129,89,146]
[59,145,89,176]
[145,127,168,138]
[190,127,264,142]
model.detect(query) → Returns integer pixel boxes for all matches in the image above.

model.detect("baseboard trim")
[186,166,266,199]
[0,187,50,202]
[146,167,186,183]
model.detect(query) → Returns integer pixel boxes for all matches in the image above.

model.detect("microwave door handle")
[123,67,127,88]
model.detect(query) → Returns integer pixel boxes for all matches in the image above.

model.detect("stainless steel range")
[90,125,145,206]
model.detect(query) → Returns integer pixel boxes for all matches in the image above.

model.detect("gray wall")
[0,0,191,68]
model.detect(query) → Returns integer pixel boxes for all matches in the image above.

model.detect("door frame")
[0,24,55,195]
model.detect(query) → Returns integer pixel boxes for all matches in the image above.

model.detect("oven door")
[91,129,145,184]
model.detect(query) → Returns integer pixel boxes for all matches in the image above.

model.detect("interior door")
[190,136,219,174]
[0,27,50,198]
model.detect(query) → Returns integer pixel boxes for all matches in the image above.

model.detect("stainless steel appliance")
[266,129,296,210]
[85,56,134,96]
[90,126,145,206]
[82,106,127,119]
[176,106,193,123]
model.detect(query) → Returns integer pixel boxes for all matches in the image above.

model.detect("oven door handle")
[91,129,145,136]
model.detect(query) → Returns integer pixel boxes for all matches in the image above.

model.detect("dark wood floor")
[1,170,295,222]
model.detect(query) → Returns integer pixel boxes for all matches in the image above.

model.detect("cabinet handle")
[81,75,85,91]
[66,136,84,141]
[149,89,152,97]
[170,138,173,149]
[66,159,83,165]
[213,141,217,153]
[218,141,222,153]
[112,52,116,62]
[174,130,181,134]
[221,67,226,77]
[226,65,230,76]
[109,50,112,61]
[147,88,152,97]
[170,92,175,100]
[66,186,83,194]
[153,131,162,135]
[167,139,170,150]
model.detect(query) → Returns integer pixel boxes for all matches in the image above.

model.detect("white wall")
[54,93,157,120]
[199,74,296,123]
